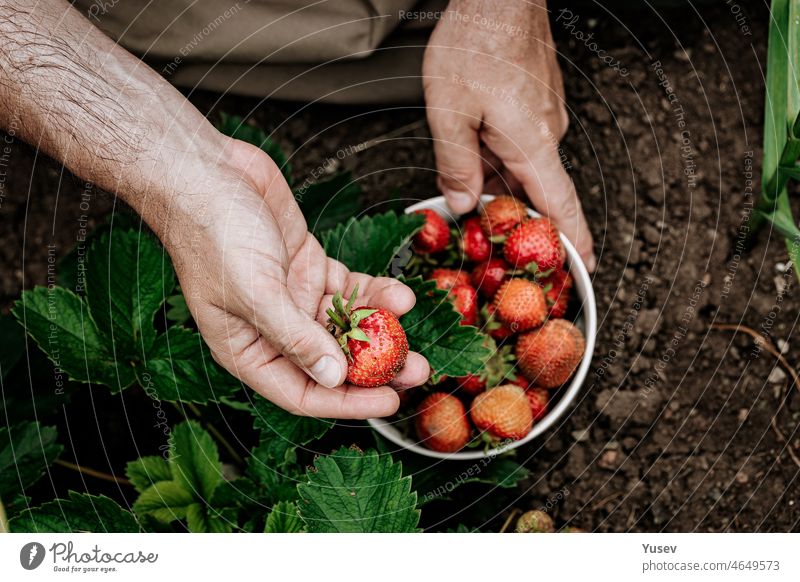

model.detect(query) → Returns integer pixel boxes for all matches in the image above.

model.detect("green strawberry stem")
[326,283,378,359]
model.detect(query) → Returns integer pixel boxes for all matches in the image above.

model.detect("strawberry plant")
[1,122,540,531]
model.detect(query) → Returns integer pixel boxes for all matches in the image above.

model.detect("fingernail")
[445,190,474,213]
[310,356,343,388]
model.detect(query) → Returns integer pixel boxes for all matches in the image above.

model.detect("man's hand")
[171,138,430,418]
[0,0,429,418]
[423,0,595,270]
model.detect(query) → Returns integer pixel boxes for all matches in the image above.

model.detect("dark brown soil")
[2,0,798,532]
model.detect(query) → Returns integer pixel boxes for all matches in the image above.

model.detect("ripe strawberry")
[516,319,585,388]
[461,216,492,262]
[429,268,470,291]
[471,257,508,299]
[449,284,478,326]
[327,285,408,387]
[413,209,450,253]
[480,195,528,238]
[526,387,549,421]
[540,269,573,318]
[483,304,514,341]
[470,384,533,440]
[456,374,486,396]
[503,218,565,273]
[416,392,471,452]
[510,374,530,390]
[492,278,547,332]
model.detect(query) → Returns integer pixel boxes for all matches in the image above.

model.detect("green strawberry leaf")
[0,422,62,499]
[297,447,419,533]
[218,113,292,185]
[11,287,132,389]
[125,455,173,494]
[85,229,175,358]
[11,492,140,533]
[264,501,305,533]
[251,396,334,465]
[132,480,195,523]
[246,443,304,504]
[165,292,191,325]
[168,420,223,502]
[140,326,241,403]
[297,171,363,233]
[399,277,491,381]
[320,211,425,277]
[185,503,233,533]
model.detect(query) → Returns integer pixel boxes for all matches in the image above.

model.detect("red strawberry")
[483,304,514,341]
[471,257,508,299]
[449,284,478,326]
[429,268,470,291]
[540,270,573,318]
[492,278,547,332]
[416,392,471,452]
[327,285,408,387]
[414,209,450,253]
[461,216,492,262]
[470,384,533,440]
[526,387,549,421]
[504,218,565,273]
[456,374,486,396]
[516,319,585,388]
[510,374,530,390]
[480,195,528,238]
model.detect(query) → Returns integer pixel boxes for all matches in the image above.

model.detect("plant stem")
[499,508,520,533]
[55,459,132,486]
[184,403,245,466]
[0,496,8,533]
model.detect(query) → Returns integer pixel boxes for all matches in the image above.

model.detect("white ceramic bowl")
[368,195,597,460]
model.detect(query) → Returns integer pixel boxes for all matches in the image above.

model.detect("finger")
[426,106,484,213]
[486,126,596,271]
[245,352,400,419]
[320,275,417,321]
[232,275,349,389]
[389,351,430,389]
[324,258,350,295]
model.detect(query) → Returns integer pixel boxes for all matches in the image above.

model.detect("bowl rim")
[368,195,597,460]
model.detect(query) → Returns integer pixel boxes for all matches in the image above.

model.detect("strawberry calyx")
[506,261,555,279]
[326,284,377,360]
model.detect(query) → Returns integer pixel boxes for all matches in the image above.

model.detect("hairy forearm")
[0,0,222,236]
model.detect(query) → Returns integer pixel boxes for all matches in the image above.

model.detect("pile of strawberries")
[408,196,586,453]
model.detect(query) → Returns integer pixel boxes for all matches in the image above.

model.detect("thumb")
[427,107,484,214]
[506,145,596,271]
[239,285,348,388]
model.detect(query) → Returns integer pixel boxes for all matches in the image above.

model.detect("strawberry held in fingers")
[461,216,492,262]
[516,319,585,388]
[470,384,533,440]
[416,392,471,452]
[492,278,547,332]
[471,257,508,299]
[480,195,528,238]
[503,218,565,273]
[326,285,408,388]
[429,268,470,291]
[540,269,573,318]
[413,208,450,253]
[449,284,478,326]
